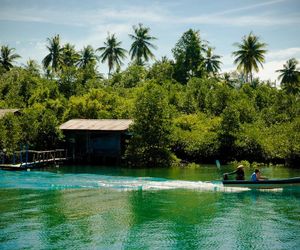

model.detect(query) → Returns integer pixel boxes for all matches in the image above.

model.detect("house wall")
[64,130,126,165]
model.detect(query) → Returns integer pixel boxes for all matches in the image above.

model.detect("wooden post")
[20,144,23,164]
[1,150,4,164]
[25,145,28,166]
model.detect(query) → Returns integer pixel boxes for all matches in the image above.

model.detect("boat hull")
[222,177,300,189]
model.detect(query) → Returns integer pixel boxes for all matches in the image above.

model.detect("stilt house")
[59,119,133,165]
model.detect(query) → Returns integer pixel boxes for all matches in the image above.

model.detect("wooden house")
[59,119,133,165]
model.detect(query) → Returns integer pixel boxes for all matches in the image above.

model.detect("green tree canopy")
[129,23,157,65]
[172,29,206,84]
[98,33,127,75]
[62,43,80,67]
[42,34,64,72]
[25,59,40,76]
[172,113,221,162]
[0,45,21,71]
[232,32,267,84]
[126,81,173,167]
[203,47,222,76]
[276,58,300,94]
[77,45,98,69]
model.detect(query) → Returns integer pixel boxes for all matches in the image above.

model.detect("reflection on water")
[1,166,300,249]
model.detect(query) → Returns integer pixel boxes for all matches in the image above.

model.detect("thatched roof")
[59,119,133,131]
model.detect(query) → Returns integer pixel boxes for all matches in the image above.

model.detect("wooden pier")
[0,149,67,170]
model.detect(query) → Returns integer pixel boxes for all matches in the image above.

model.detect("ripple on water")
[1,169,300,250]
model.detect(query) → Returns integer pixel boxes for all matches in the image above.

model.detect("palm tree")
[276,58,300,94]
[97,34,127,75]
[129,23,157,65]
[62,43,80,67]
[232,32,267,83]
[42,34,63,72]
[0,45,21,71]
[25,59,40,75]
[204,47,222,76]
[77,45,97,68]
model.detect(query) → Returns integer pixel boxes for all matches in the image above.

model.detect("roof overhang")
[0,109,20,119]
[59,119,133,131]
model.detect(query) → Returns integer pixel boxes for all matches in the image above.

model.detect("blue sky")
[0,0,299,81]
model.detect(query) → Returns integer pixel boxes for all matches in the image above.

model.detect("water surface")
[1,165,300,249]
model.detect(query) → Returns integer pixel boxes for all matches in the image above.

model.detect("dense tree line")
[0,26,299,167]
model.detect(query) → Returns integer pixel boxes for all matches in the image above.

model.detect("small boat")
[222,177,300,189]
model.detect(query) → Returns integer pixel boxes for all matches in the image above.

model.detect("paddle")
[216,160,229,180]
[215,160,221,170]
[216,160,224,180]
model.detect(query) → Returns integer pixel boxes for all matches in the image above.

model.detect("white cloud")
[267,47,300,61]
[257,60,284,82]
[258,47,300,81]
[2,1,299,77]
[74,23,132,49]
[1,1,298,29]
[213,0,286,16]
[93,8,166,23]
[181,14,300,27]
[17,41,47,65]
[0,5,167,27]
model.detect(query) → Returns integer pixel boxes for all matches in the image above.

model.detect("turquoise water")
[1,165,300,249]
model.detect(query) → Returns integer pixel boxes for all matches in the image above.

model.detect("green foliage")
[276,58,300,95]
[172,113,221,162]
[42,34,63,73]
[218,105,241,160]
[232,32,267,83]
[77,45,98,69]
[25,60,41,76]
[98,33,127,75]
[28,79,61,104]
[21,105,63,149]
[203,47,222,76]
[235,118,300,166]
[160,80,185,112]
[260,91,299,125]
[254,84,277,111]
[62,88,132,121]
[172,29,206,84]
[231,160,251,169]
[61,43,80,67]
[0,45,21,71]
[0,32,299,167]
[184,78,215,113]
[205,83,234,116]
[126,81,173,167]
[147,60,174,84]
[109,64,147,88]
[0,113,22,154]
[184,78,235,116]
[0,67,41,107]
[129,23,157,65]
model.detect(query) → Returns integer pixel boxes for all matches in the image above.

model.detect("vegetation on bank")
[0,26,299,167]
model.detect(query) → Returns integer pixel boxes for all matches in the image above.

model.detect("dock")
[0,149,67,170]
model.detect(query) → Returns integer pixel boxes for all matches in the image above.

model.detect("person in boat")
[251,169,268,181]
[223,165,245,180]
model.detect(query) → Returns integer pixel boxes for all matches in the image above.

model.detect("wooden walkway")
[0,149,67,170]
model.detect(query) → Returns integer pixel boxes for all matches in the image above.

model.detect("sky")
[0,0,299,82]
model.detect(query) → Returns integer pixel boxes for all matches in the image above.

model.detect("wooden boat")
[222,177,300,189]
